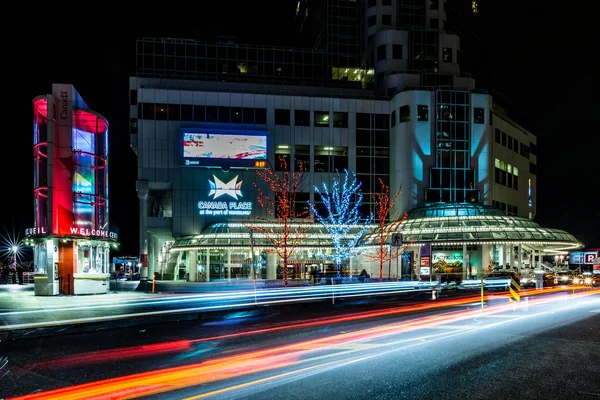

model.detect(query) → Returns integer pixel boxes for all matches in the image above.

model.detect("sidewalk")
[0,283,161,311]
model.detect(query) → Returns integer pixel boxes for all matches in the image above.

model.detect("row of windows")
[274,146,348,173]
[275,109,348,127]
[494,158,519,190]
[391,105,429,126]
[425,188,479,203]
[429,168,476,191]
[494,128,534,159]
[356,129,390,148]
[138,103,267,124]
[134,101,388,129]
[376,44,403,61]
[368,14,393,27]
[492,200,518,217]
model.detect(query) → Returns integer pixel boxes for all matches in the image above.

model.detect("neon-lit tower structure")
[27,84,118,296]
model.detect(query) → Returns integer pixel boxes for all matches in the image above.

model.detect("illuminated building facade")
[131,1,580,282]
[27,84,117,296]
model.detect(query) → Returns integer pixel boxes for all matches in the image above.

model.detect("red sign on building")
[585,253,597,264]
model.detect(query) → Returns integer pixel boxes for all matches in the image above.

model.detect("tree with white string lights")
[312,170,372,276]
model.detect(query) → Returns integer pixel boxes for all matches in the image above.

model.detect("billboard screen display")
[183,132,267,163]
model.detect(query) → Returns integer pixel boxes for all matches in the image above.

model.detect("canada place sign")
[198,175,253,216]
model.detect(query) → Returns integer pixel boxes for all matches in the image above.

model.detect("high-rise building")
[130,1,580,283]
[26,84,118,296]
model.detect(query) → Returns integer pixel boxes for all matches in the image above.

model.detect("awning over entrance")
[393,203,582,252]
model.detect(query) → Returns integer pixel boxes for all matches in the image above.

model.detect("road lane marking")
[425,324,484,330]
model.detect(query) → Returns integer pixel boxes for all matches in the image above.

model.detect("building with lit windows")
[26,84,117,296]
[130,0,581,283]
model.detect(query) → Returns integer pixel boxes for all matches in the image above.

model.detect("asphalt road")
[2,289,599,400]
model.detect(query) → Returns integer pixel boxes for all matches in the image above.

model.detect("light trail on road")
[11,288,599,400]
[1,281,589,332]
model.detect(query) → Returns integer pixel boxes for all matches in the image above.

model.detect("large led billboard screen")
[183,132,267,165]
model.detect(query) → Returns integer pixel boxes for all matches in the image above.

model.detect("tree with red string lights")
[364,178,408,282]
[246,157,310,287]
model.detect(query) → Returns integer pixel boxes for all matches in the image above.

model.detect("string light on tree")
[364,178,409,282]
[312,169,373,276]
[245,157,310,287]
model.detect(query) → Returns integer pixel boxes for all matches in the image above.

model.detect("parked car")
[555,271,575,285]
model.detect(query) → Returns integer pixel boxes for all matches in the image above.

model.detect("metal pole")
[250,231,255,280]
[254,278,257,306]
[331,277,335,304]
[481,272,484,310]
[396,247,399,280]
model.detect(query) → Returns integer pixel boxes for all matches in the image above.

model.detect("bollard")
[67,274,71,296]
[152,272,156,293]
[432,289,437,300]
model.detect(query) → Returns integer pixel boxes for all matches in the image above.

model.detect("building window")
[206,106,218,122]
[295,110,310,126]
[513,138,519,153]
[399,105,410,123]
[193,105,205,122]
[314,146,348,173]
[275,109,291,125]
[168,104,181,120]
[368,15,377,27]
[243,107,255,124]
[295,145,310,171]
[314,111,329,127]
[417,105,429,121]
[255,108,267,124]
[529,162,537,175]
[181,105,193,121]
[356,113,371,129]
[391,110,396,127]
[375,113,389,129]
[529,142,537,155]
[382,14,392,25]
[392,44,403,59]
[382,0,391,5]
[368,0,376,6]
[275,145,291,171]
[474,107,484,124]
[430,18,438,29]
[129,118,137,134]
[333,112,348,128]
[507,135,513,150]
[231,107,243,123]
[377,45,386,61]
[218,106,230,123]
[495,128,500,143]
[129,90,137,105]
[472,0,479,14]
[443,48,452,62]
[430,0,439,10]
[501,132,507,146]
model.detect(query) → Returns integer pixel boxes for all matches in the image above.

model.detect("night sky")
[5,2,598,257]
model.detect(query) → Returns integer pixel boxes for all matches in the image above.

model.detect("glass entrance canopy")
[169,204,582,254]
[397,203,582,251]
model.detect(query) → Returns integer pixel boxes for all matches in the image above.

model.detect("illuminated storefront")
[394,203,582,280]
[27,84,117,296]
